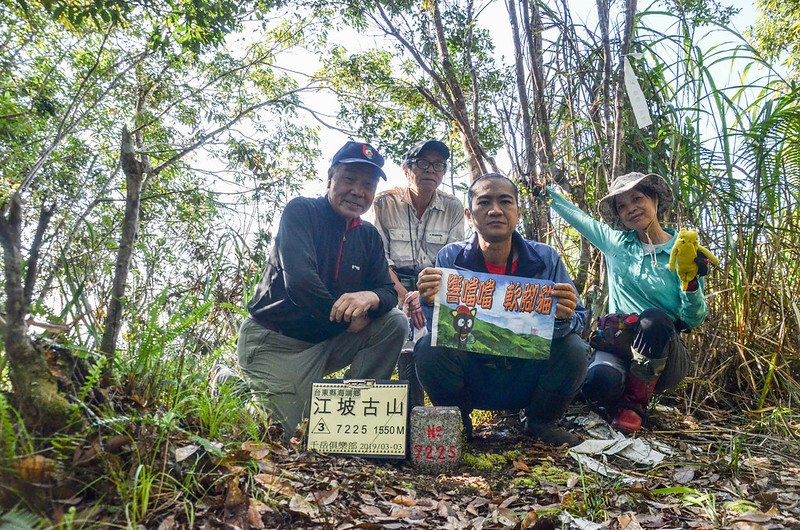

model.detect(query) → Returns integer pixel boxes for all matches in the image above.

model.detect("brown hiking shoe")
[524,420,581,447]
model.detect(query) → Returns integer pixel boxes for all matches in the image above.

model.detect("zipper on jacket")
[335,220,349,281]
[335,217,363,281]
[335,234,345,281]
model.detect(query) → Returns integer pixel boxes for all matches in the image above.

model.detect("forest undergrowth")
[0,321,798,529]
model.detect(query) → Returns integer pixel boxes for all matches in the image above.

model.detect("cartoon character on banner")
[451,304,477,350]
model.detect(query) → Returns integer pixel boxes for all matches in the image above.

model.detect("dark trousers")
[583,308,690,406]
[413,332,589,423]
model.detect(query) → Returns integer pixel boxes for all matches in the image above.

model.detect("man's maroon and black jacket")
[247,196,398,343]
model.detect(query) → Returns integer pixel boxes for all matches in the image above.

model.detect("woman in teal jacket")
[546,172,708,434]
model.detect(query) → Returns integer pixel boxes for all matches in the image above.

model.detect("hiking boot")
[612,372,658,435]
[612,407,645,434]
[524,420,581,447]
[398,349,425,409]
[460,408,473,441]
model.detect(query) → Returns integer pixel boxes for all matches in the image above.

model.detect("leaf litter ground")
[157,398,800,529]
[9,395,799,529]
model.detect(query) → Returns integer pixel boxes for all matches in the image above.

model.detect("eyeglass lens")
[414,159,446,171]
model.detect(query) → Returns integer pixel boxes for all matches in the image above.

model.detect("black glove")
[695,252,710,277]
[531,182,550,204]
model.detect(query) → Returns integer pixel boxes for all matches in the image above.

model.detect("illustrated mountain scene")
[431,268,556,359]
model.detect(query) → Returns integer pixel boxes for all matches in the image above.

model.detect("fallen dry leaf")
[314,487,340,506]
[734,512,772,523]
[360,504,384,517]
[156,514,177,530]
[672,466,695,484]
[617,512,644,530]
[17,455,56,482]
[732,523,767,530]
[499,494,518,508]
[247,505,266,529]
[470,516,486,530]
[392,494,417,506]
[520,511,539,529]
[174,444,199,463]
[224,476,246,508]
[513,459,530,472]
[389,506,411,518]
[289,494,320,518]
[466,496,489,516]
[438,500,455,518]
[254,473,296,497]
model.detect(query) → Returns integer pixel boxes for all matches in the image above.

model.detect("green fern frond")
[0,395,16,462]
[0,508,47,530]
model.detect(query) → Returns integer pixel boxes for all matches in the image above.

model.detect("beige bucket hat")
[598,172,673,230]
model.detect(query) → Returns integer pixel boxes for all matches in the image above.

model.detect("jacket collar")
[453,231,546,277]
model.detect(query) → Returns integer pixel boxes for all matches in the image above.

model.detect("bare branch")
[23,203,57,309]
[148,86,312,179]
[16,45,150,203]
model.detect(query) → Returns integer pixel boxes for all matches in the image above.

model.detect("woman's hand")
[552,283,578,320]
[417,267,443,305]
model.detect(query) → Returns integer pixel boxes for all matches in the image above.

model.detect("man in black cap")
[238,140,407,440]
[372,140,465,407]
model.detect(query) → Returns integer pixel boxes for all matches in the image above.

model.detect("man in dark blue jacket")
[239,141,407,440]
[415,173,589,447]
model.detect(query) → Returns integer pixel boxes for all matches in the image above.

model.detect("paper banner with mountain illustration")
[430,268,556,359]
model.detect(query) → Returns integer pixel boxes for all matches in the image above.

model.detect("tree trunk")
[431,0,488,181]
[0,194,69,434]
[611,0,638,177]
[522,0,556,171]
[99,125,144,372]
[507,0,534,181]
[596,0,613,175]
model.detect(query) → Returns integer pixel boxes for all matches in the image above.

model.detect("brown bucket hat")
[598,172,673,230]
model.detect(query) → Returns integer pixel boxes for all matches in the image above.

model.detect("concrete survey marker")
[409,406,462,474]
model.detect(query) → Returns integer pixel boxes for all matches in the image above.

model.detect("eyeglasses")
[411,159,447,172]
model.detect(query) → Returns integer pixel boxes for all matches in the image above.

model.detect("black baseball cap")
[330,141,386,180]
[404,139,450,162]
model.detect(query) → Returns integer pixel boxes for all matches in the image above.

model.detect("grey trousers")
[236,309,407,440]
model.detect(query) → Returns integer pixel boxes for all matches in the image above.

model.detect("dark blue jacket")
[248,196,397,343]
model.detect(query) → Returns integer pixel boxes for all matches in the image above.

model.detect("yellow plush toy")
[669,229,719,290]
